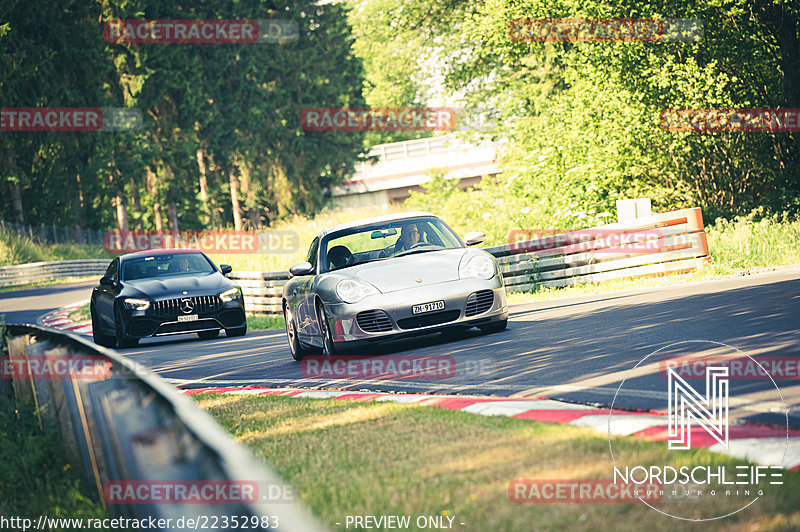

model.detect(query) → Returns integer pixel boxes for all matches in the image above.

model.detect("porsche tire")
[285,303,313,361]
[316,300,337,358]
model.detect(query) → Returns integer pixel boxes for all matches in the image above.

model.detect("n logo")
[667,366,729,450]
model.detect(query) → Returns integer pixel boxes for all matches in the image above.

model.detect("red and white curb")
[40,300,92,335]
[183,386,800,471]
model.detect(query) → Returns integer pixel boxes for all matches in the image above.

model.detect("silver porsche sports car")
[282,212,508,359]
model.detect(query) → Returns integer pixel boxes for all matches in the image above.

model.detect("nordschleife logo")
[607,340,788,521]
[667,366,729,450]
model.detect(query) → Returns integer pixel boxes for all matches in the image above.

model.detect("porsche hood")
[346,248,470,293]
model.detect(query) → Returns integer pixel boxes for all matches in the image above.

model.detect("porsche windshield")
[321,217,462,272]
[122,254,215,281]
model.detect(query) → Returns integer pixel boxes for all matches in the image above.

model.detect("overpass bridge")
[331,134,503,208]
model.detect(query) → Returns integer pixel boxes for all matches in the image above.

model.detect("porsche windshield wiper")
[394,248,441,258]
[352,257,388,266]
[331,257,387,271]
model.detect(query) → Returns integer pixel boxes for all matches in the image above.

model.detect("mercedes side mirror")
[220,264,233,275]
[99,275,114,286]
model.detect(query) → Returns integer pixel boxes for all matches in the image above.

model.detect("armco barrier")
[228,271,289,314]
[485,207,709,291]
[1,324,325,532]
[0,259,110,288]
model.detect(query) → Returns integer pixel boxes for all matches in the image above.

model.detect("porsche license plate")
[412,300,445,315]
[177,314,199,323]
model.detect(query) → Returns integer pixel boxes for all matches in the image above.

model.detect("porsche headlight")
[219,287,241,302]
[123,298,151,311]
[335,279,380,303]
[458,254,496,280]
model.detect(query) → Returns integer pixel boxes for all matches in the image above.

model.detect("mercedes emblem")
[180,298,194,314]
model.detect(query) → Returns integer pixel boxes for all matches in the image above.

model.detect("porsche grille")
[464,290,494,317]
[356,310,393,333]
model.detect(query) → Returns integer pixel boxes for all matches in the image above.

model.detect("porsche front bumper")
[323,275,508,345]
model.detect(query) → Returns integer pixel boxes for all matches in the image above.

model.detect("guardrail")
[230,207,709,314]
[485,207,709,291]
[1,324,325,531]
[228,271,289,314]
[0,259,110,288]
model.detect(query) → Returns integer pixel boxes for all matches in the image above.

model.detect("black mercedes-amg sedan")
[90,249,247,348]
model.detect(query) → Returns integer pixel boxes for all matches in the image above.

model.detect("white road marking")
[569,414,668,435]
[294,391,352,399]
[706,438,800,469]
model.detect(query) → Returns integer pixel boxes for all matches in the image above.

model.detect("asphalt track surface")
[2,268,799,426]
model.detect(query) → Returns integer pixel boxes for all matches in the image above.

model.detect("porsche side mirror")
[99,275,114,286]
[220,264,233,275]
[289,262,315,277]
[464,231,486,246]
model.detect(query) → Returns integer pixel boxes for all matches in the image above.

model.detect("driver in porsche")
[395,223,421,253]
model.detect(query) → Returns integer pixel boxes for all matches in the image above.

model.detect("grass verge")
[68,302,92,323]
[0,227,111,267]
[0,396,109,521]
[247,314,285,330]
[197,394,800,532]
[705,213,800,273]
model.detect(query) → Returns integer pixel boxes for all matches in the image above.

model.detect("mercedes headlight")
[219,287,241,302]
[458,254,496,280]
[335,279,380,303]
[123,298,151,311]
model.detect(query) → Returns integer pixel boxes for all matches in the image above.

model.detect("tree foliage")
[405,0,800,225]
[1,0,367,230]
